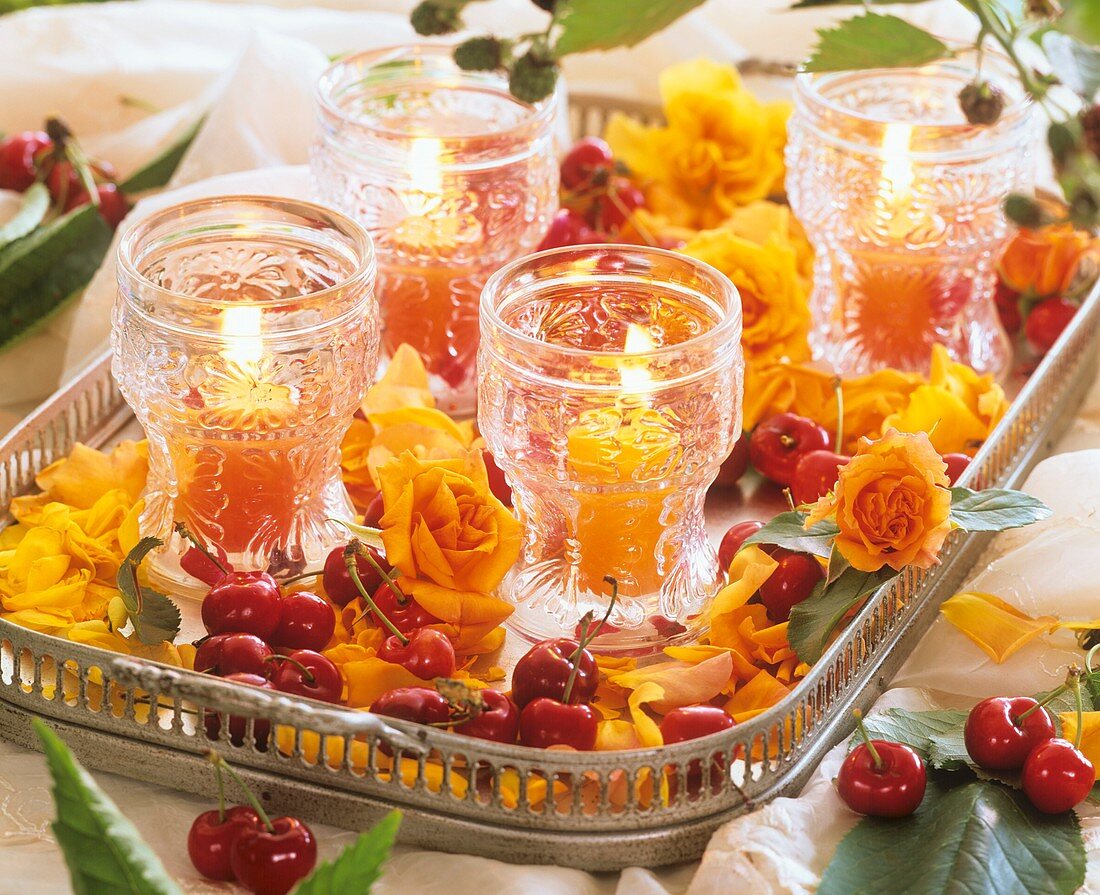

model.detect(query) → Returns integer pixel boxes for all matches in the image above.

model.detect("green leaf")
[855,707,968,756]
[1042,31,1100,98]
[791,0,931,6]
[292,811,401,894]
[120,117,203,193]
[743,511,839,559]
[787,565,895,664]
[803,13,950,72]
[1059,0,1100,45]
[116,537,181,645]
[0,203,112,349]
[819,778,1085,895]
[0,0,122,13]
[949,487,1053,532]
[551,0,708,57]
[34,719,186,895]
[0,183,49,250]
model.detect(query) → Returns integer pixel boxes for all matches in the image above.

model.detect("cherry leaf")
[116,536,181,645]
[948,487,1052,532]
[742,511,839,559]
[552,0,707,57]
[292,811,401,894]
[787,565,894,664]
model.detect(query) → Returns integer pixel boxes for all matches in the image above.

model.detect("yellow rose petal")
[940,591,1059,663]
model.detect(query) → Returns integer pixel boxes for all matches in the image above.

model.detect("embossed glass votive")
[479,246,743,654]
[312,45,560,415]
[112,196,377,590]
[786,59,1034,377]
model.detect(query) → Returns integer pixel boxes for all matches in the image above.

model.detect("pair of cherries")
[965,690,1094,814]
[716,520,823,623]
[371,683,522,745]
[188,753,316,895]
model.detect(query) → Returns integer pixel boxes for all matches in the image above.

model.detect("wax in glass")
[112,196,378,590]
[311,45,560,415]
[786,58,1034,377]
[479,246,742,654]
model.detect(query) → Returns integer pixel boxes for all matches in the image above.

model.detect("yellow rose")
[377,450,521,595]
[882,345,1008,455]
[722,200,813,290]
[807,429,951,573]
[681,228,810,365]
[605,59,790,230]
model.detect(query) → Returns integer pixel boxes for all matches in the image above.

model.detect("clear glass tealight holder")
[479,245,743,654]
[112,196,378,591]
[786,58,1035,378]
[311,44,560,416]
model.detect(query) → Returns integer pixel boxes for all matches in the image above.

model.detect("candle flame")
[879,123,914,205]
[220,305,264,367]
[409,137,443,195]
[620,323,655,392]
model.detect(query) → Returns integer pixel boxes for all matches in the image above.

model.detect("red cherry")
[367,582,442,635]
[370,686,451,726]
[180,543,232,586]
[519,697,598,750]
[362,491,386,527]
[267,650,342,704]
[67,182,129,228]
[757,549,823,622]
[230,816,317,895]
[560,136,613,190]
[218,634,275,677]
[270,591,335,652]
[791,450,850,506]
[454,689,520,744]
[322,545,387,607]
[660,705,736,796]
[749,413,831,486]
[594,176,645,231]
[994,281,1022,334]
[0,131,51,191]
[1022,738,1095,813]
[511,638,598,708]
[203,673,274,749]
[377,628,456,680]
[187,806,262,881]
[1025,296,1077,355]
[713,433,751,488]
[964,696,1056,770]
[537,207,602,251]
[483,448,513,508]
[194,634,229,674]
[943,452,972,485]
[837,739,927,818]
[45,160,83,207]
[202,571,282,640]
[717,520,765,572]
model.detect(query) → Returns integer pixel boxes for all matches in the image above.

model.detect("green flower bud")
[958,81,1006,127]
[411,0,461,36]
[1004,193,1045,229]
[508,52,559,104]
[454,36,504,71]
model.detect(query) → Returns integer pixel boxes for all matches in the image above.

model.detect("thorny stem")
[207,751,274,832]
[344,544,408,645]
[174,522,230,575]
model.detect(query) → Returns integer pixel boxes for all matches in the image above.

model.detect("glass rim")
[793,53,1032,154]
[480,243,742,363]
[116,194,376,312]
[315,43,561,145]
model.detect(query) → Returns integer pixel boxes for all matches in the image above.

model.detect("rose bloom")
[377,450,521,594]
[605,59,790,230]
[680,227,810,366]
[998,224,1093,297]
[806,429,951,573]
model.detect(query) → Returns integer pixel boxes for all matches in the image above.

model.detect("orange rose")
[998,225,1092,297]
[806,429,951,573]
[377,450,521,594]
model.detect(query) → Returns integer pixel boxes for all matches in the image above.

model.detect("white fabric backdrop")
[7,2,1094,893]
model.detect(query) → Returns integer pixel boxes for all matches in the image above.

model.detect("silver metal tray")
[1,94,1097,871]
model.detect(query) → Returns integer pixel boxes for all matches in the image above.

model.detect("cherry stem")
[207,751,274,833]
[1072,668,1085,751]
[264,653,315,685]
[214,759,226,824]
[782,488,797,512]
[1086,644,1100,676]
[279,569,324,586]
[355,540,408,605]
[832,376,845,454]
[1016,680,1072,724]
[174,522,229,575]
[852,710,883,771]
[344,545,408,645]
[563,576,618,704]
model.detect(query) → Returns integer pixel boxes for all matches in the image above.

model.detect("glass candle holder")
[786,58,1034,378]
[312,45,560,416]
[112,196,378,591]
[479,246,743,654]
